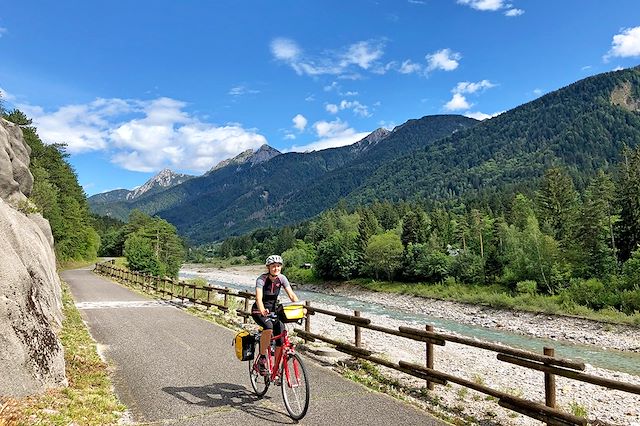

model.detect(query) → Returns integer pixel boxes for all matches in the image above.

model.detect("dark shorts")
[251,305,284,347]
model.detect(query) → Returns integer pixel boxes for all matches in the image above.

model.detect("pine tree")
[536,167,578,246]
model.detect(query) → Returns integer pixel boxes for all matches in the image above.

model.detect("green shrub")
[515,280,537,295]
[564,278,607,310]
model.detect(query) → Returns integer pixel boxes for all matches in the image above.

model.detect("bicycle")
[248,306,310,420]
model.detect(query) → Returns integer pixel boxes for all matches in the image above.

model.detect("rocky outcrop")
[0,118,66,397]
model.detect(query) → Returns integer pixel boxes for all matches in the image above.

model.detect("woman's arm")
[284,286,299,303]
[256,287,268,314]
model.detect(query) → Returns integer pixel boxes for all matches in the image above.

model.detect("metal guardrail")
[94,261,640,425]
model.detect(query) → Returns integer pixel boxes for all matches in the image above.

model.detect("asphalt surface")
[62,266,446,425]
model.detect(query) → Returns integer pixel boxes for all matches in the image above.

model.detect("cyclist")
[251,255,299,375]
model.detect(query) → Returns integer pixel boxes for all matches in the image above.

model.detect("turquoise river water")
[180,271,640,376]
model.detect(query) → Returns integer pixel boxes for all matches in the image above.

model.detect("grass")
[568,401,588,418]
[0,281,125,425]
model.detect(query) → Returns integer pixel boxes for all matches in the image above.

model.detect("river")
[179,269,640,376]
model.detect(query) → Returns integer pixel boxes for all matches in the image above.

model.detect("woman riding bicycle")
[251,255,299,375]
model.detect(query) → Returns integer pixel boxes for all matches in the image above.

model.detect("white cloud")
[343,91,359,96]
[399,59,422,74]
[444,79,496,112]
[286,119,370,152]
[458,0,524,16]
[464,110,504,120]
[604,26,640,61]
[340,100,371,117]
[408,0,426,4]
[453,79,495,94]
[0,27,7,38]
[426,49,461,72]
[326,103,339,114]
[284,133,296,140]
[444,93,472,111]
[314,119,351,138]
[457,0,504,11]
[324,82,339,92]
[271,37,386,78]
[325,100,371,117]
[228,85,260,96]
[21,96,267,173]
[340,41,384,70]
[292,114,307,131]
[305,94,316,102]
[533,88,543,96]
[0,86,15,102]
[504,8,524,16]
[613,65,624,71]
[270,38,301,61]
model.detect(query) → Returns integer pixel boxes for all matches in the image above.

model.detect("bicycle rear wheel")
[249,351,270,397]
[280,352,310,420]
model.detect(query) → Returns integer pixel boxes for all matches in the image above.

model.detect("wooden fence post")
[354,310,362,348]
[304,301,311,343]
[544,346,557,412]
[224,287,229,309]
[243,297,249,324]
[426,324,435,390]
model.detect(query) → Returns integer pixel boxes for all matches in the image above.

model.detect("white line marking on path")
[75,301,175,309]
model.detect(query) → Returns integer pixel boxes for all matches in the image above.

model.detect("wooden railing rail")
[93,261,640,425]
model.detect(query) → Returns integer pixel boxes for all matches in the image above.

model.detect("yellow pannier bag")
[277,302,305,323]
[233,330,254,361]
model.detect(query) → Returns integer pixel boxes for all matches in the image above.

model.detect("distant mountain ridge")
[89,116,476,242]
[89,168,194,205]
[89,67,640,245]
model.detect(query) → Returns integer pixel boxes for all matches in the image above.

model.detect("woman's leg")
[260,329,272,356]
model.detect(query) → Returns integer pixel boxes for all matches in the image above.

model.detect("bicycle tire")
[280,352,310,420]
[249,350,270,397]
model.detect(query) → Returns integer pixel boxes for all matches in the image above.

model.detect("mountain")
[89,168,194,213]
[92,66,640,245]
[347,66,640,208]
[208,144,281,173]
[154,116,476,242]
[89,116,476,242]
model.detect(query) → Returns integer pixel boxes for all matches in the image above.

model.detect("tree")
[122,212,185,277]
[315,231,358,280]
[400,209,429,248]
[615,146,640,262]
[573,174,616,277]
[365,231,404,281]
[536,167,578,246]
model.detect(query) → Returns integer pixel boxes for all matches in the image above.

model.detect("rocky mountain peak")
[352,128,392,152]
[209,144,281,173]
[127,168,193,200]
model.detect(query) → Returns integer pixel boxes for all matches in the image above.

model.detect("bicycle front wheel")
[249,352,270,397]
[280,352,310,420]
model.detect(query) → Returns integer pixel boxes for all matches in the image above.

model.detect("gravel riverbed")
[182,265,640,425]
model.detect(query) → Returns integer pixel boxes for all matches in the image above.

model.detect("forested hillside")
[2,108,99,261]
[350,66,640,207]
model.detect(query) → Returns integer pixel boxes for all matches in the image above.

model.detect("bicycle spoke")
[281,352,310,420]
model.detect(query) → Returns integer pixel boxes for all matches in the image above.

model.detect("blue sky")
[1,0,639,195]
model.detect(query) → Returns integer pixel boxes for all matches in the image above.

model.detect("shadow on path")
[162,382,295,424]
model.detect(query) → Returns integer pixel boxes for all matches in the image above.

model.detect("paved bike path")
[62,266,446,425]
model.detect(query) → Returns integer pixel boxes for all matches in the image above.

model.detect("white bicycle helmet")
[265,255,283,265]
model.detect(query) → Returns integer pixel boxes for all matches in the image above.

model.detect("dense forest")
[2,107,100,262]
[206,147,640,315]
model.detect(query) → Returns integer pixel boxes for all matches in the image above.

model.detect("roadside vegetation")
[0,282,125,426]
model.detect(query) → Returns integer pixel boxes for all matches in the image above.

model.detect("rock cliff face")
[0,118,66,397]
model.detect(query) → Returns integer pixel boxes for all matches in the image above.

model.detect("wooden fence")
[94,261,640,426]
